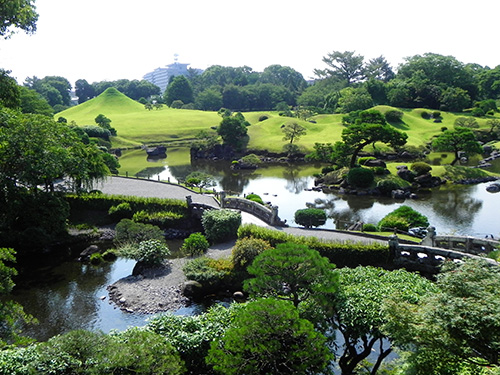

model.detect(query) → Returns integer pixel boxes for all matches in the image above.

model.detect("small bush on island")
[182,256,234,292]
[119,239,170,266]
[114,219,164,246]
[132,210,184,228]
[378,205,429,232]
[410,161,432,176]
[181,232,210,256]
[108,202,133,220]
[294,208,327,228]
[232,237,273,271]
[202,209,241,244]
[347,167,374,188]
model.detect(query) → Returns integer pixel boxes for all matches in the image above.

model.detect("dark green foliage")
[207,298,332,375]
[4,329,185,375]
[376,179,403,195]
[410,161,432,176]
[80,125,111,140]
[258,115,268,121]
[114,219,164,245]
[119,239,170,266]
[181,232,210,256]
[347,167,375,188]
[231,237,273,271]
[362,223,378,232]
[165,76,194,106]
[245,193,264,205]
[294,208,327,228]
[358,156,376,165]
[217,116,248,150]
[378,205,429,232]
[185,171,215,188]
[384,109,404,122]
[238,224,389,268]
[245,243,339,308]
[202,209,241,243]
[421,110,431,119]
[471,107,485,117]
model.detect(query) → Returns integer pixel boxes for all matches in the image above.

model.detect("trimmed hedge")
[202,209,241,243]
[66,193,188,215]
[294,208,327,228]
[237,224,390,268]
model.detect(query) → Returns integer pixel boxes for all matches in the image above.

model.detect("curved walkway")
[98,176,386,246]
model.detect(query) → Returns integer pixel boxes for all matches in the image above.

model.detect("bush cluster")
[132,210,184,227]
[108,202,133,220]
[114,218,164,245]
[410,162,432,176]
[294,208,327,228]
[384,110,404,122]
[181,232,210,256]
[245,193,264,205]
[378,205,429,232]
[182,256,234,292]
[237,224,389,268]
[232,237,273,271]
[202,209,241,243]
[347,167,374,188]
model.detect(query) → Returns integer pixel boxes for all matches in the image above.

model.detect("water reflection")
[119,148,500,236]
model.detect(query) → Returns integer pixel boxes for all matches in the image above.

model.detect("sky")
[0,0,499,87]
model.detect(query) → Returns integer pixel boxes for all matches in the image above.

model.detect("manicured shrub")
[410,162,432,176]
[432,111,441,119]
[421,111,431,119]
[258,115,269,121]
[81,125,111,140]
[373,166,386,175]
[181,232,210,256]
[376,179,402,195]
[378,205,429,232]
[202,209,241,243]
[119,239,170,266]
[347,167,374,188]
[108,202,133,220]
[471,107,485,117]
[132,210,184,227]
[232,237,273,271]
[294,208,327,228]
[378,215,410,232]
[385,110,404,122]
[239,154,261,167]
[114,219,164,245]
[362,223,378,232]
[245,193,264,205]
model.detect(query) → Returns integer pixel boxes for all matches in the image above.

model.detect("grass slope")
[57,90,498,154]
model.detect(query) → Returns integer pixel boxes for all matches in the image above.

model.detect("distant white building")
[143,61,192,93]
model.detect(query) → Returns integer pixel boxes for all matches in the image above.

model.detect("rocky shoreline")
[106,241,234,314]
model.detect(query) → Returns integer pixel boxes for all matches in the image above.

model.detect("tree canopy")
[432,127,483,165]
[0,0,38,38]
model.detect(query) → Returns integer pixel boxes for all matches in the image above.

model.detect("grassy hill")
[57,88,497,153]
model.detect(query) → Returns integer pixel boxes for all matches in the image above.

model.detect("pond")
[11,146,500,342]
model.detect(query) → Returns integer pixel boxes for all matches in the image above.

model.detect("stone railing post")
[220,191,227,208]
[421,226,436,247]
[270,205,279,226]
[388,234,400,261]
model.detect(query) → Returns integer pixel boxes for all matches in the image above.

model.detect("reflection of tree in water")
[330,208,363,230]
[305,198,339,218]
[135,166,166,178]
[340,194,376,211]
[168,165,196,180]
[431,187,482,226]
[282,165,310,194]
[191,159,257,194]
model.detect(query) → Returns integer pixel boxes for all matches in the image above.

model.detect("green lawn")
[57,88,498,155]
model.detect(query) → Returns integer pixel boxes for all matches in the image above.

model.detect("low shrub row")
[237,224,390,267]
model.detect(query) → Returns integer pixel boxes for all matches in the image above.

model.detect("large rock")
[364,159,386,168]
[396,165,415,182]
[181,280,203,299]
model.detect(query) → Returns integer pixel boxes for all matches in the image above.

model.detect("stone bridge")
[390,227,499,274]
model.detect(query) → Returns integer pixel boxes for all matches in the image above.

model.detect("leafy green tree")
[432,127,482,165]
[454,116,479,128]
[364,55,395,82]
[207,298,332,375]
[315,50,365,86]
[282,121,306,144]
[0,248,35,348]
[24,76,72,107]
[342,122,408,168]
[217,115,248,150]
[94,113,116,136]
[18,86,53,116]
[322,266,437,375]
[119,239,170,266]
[164,75,194,106]
[245,242,339,308]
[195,88,223,111]
[260,64,307,93]
[0,69,20,108]
[336,87,373,113]
[0,0,38,38]
[384,259,500,371]
[185,171,215,188]
[74,78,95,103]
[440,87,471,112]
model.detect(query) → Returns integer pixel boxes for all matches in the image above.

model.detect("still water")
[12,147,500,342]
